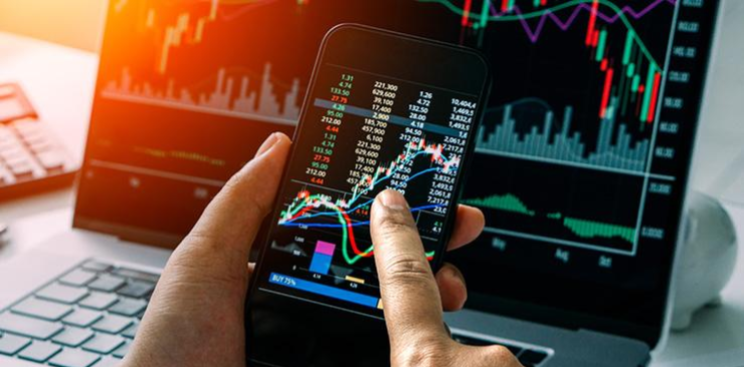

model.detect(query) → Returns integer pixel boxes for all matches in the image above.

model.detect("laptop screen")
[75,0,721,347]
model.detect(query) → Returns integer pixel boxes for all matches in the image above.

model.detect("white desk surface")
[1,2,744,363]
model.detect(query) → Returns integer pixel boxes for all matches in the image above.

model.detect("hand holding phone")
[247,24,491,366]
[116,24,500,367]
[120,132,520,367]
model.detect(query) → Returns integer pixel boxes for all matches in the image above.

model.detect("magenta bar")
[315,240,336,256]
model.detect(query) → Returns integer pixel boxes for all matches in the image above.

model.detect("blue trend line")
[345,149,458,209]
[280,204,446,229]
[282,167,441,225]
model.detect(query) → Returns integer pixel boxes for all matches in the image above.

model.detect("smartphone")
[246,24,490,367]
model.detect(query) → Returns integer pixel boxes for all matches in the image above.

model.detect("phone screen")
[247,25,490,366]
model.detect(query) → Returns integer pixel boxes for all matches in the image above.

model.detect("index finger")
[371,189,449,348]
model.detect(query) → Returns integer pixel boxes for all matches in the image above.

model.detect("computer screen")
[75,0,720,346]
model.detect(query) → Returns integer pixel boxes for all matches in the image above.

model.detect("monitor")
[75,0,721,348]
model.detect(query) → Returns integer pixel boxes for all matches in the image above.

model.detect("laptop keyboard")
[0,259,551,366]
[0,260,157,367]
[452,333,550,367]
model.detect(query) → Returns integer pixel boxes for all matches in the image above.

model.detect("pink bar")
[315,240,336,256]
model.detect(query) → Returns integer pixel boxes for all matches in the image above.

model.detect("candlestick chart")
[423,0,672,137]
[404,0,684,261]
[87,0,712,287]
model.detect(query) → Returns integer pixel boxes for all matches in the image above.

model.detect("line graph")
[424,0,670,55]
[278,138,460,265]
[419,0,674,123]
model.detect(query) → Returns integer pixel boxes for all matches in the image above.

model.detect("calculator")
[0,83,78,201]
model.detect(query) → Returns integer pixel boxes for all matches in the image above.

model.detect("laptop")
[0,0,722,366]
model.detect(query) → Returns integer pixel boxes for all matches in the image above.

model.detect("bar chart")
[102,64,301,125]
[309,241,336,275]
[475,97,651,174]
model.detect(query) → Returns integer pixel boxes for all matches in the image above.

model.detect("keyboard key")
[37,283,90,304]
[0,147,24,161]
[62,309,103,328]
[108,297,147,317]
[22,133,47,146]
[121,323,138,339]
[0,312,64,339]
[12,119,41,132]
[30,141,55,154]
[79,292,118,310]
[59,269,98,287]
[88,275,126,293]
[18,340,62,362]
[11,297,73,321]
[82,334,125,354]
[83,260,114,273]
[111,341,130,358]
[117,280,155,298]
[114,267,159,283]
[36,151,65,170]
[519,349,548,364]
[0,84,13,97]
[0,333,31,355]
[81,261,113,273]
[92,315,132,334]
[0,144,19,156]
[94,356,122,367]
[48,348,101,367]
[53,327,95,347]
[0,169,10,185]
[9,161,33,178]
[3,152,29,165]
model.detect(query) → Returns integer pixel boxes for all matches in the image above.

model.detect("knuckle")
[222,170,246,193]
[382,255,431,283]
[223,169,273,217]
[377,211,415,233]
[486,345,520,363]
[182,227,230,254]
[243,188,272,216]
[394,340,452,367]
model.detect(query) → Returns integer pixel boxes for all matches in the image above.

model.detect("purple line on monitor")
[315,240,336,256]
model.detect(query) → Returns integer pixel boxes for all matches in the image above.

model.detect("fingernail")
[379,190,409,211]
[256,133,279,157]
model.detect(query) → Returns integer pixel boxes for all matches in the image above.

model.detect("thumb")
[180,132,292,268]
